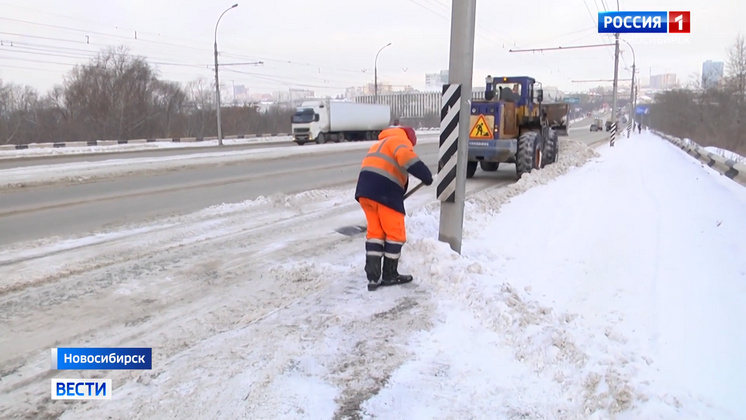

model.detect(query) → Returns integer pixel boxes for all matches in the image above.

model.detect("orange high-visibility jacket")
[354,127,433,214]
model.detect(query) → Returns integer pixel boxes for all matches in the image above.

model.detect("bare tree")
[183,78,216,138]
[1,45,350,144]
[0,80,41,144]
[725,34,746,148]
[726,34,746,102]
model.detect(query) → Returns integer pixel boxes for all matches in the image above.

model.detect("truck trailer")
[291,100,391,145]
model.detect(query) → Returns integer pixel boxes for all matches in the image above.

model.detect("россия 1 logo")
[598,11,690,33]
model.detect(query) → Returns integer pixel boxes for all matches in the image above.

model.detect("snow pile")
[414,137,600,221]
[196,187,352,216]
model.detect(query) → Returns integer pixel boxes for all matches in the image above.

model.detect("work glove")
[421,172,434,186]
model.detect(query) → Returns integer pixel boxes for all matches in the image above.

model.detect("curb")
[0,133,292,152]
[653,130,746,188]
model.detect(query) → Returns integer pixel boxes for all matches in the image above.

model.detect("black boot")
[381,257,413,286]
[365,255,382,291]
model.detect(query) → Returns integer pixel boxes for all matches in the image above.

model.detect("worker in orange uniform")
[354,125,433,291]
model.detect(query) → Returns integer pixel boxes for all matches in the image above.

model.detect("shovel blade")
[335,225,367,236]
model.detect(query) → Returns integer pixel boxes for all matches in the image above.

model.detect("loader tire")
[480,161,499,172]
[542,130,559,166]
[516,131,540,179]
[466,161,477,179]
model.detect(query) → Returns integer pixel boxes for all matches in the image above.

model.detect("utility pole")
[627,63,636,138]
[374,42,391,103]
[610,32,620,146]
[609,0,621,147]
[437,0,476,254]
[619,38,636,139]
[213,4,238,147]
[634,82,639,130]
[614,38,637,138]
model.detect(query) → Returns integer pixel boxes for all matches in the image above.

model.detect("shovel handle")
[404,181,426,199]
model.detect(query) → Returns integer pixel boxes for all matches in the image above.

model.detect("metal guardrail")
[653,130,746,188]
[0,133,292,151]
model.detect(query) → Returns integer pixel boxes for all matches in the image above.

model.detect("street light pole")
[621,38,636,138]
[214,3,238,147]
[374,42,391,102]
[610,0,620,147]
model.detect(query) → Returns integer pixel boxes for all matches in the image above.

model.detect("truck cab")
[467,75,556,179]
[291,100,325,143]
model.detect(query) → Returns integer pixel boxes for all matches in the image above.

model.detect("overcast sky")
[0,0,742,96]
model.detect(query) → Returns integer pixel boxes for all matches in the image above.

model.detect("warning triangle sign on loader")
[469,114,492,139]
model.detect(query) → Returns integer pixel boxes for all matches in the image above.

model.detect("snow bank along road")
[0,122,607,245]
[0,137,297,170]
[0,134,298,167]
[3,131,743,419]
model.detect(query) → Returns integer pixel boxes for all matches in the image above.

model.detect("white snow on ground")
[364,133,746,419]
[0,130,436,159]
[0,133,439,190]
[704,146,746,164]
[1,131,745,419]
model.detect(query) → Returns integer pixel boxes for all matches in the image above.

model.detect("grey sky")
[0,0,742,96]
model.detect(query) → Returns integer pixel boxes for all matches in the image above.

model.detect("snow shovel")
[335,181,427,236]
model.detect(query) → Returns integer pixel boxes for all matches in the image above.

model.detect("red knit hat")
[400,126,417,146]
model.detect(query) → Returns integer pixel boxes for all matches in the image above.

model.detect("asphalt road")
[0,120,607,245]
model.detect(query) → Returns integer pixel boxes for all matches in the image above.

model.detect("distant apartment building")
[345,82,410,99]
[702,60,724,89]
[364,82,394,95]
[273,88,315,104]
[425,70,449,90]
[232,84,250,103]
[649,73,677,90]
[345,86,365,98]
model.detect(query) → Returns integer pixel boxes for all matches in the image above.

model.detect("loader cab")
[484,76,542,105]
[483,75,543,128]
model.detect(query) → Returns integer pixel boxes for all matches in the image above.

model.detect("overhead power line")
[572,79,630,82]
[509,43,615,53]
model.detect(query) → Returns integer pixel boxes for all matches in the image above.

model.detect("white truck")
[291,99,391,145]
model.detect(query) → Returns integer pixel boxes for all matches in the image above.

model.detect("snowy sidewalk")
[43,132,746,419]
[366,132,746,418]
